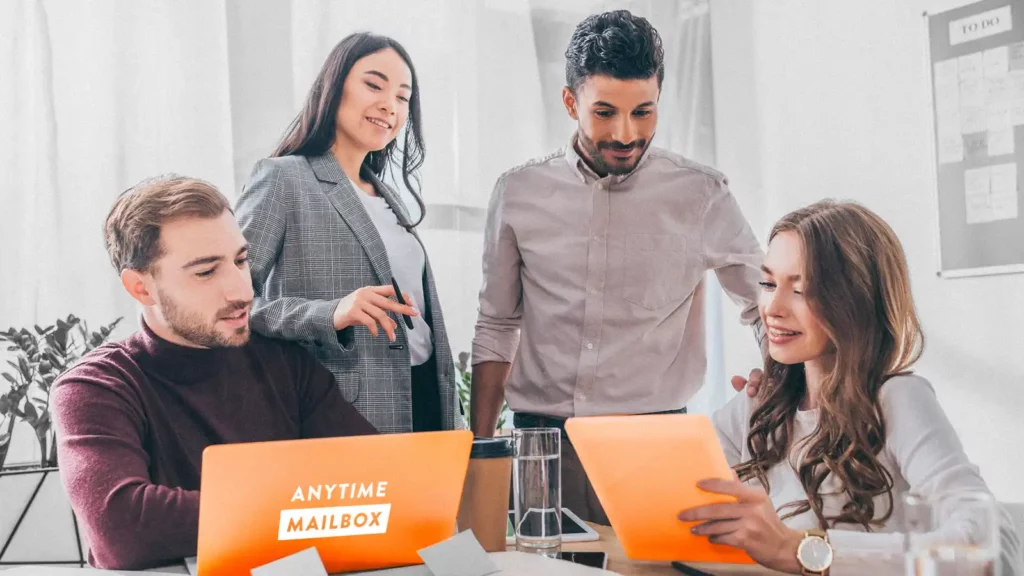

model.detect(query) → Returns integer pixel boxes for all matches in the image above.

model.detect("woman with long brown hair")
[679,201,1021,574]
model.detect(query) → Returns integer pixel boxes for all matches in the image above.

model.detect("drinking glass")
[511,427,562,558]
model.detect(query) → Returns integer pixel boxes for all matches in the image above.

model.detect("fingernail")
[690,525,700,534]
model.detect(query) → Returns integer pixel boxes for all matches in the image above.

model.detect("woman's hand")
[332,285,418,341]
[678,478,804,574]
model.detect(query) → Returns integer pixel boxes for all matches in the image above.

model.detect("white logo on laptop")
[277,482,391,541]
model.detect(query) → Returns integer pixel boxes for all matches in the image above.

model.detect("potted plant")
[0,314,121,566]
[454,351,509,433]
[0,315,122,470]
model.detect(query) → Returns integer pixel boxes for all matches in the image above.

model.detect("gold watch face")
[798,535,833,572]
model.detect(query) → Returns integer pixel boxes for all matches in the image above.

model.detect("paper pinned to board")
[988,129,1015,156]
[960,77,987,108]
[985,45,1010,78]
[959,52,985,82]
[961,106,988,134]
[935,57,959,89]
[965,167,994,224]
[964,164,1019,224]
[1010,41,1024,71]
[938,132,965,164]
[990,163,1019,222]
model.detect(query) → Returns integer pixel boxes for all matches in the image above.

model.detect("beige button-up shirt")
[472,136,765,418]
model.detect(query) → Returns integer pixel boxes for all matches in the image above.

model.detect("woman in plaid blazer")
[236,32,464,434]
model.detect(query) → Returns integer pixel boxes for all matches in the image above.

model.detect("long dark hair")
[735,201,924,530]
[273,32,426,228]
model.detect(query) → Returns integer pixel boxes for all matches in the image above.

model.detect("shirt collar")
[563,131,654,186]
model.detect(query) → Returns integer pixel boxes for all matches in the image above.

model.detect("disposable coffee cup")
[456,437,513,552]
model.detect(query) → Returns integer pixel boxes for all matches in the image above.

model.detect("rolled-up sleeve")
[472,174,523,364]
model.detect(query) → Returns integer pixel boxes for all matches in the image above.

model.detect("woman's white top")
[354,187,433,366]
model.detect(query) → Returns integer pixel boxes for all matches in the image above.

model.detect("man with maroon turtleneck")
[52,175,377,570]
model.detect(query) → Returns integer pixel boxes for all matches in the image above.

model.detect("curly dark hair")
[564,10,665,93]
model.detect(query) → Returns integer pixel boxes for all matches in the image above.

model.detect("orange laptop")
[196,430,472,575]
[564,414,754,565]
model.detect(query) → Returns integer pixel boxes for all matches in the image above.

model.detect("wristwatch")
[796,529,833,575]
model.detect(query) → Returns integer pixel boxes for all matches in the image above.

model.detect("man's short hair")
[103,175,230,273]
[564,10,665,93]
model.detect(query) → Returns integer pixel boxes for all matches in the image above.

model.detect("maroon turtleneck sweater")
[51,320,377,570]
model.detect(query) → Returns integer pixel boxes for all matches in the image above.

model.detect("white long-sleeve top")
[712,374,1022,575]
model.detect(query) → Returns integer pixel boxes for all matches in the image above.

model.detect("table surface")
[0,524,784,576]
[561,523,785,576]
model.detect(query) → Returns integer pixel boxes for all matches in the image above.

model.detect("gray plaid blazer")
[236,153,464,434]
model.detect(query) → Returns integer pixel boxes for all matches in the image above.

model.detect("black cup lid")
[470,437,513,458]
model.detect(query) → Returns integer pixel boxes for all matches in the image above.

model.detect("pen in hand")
[390,278,415,330]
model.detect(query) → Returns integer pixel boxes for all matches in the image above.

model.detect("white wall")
[711,0,1024,502]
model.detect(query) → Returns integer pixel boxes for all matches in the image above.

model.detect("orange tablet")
[196,430,473,575]
[564,414,754,564]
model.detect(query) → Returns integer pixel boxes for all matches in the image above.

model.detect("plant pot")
[0,420,44,470]
[0,466,88,567]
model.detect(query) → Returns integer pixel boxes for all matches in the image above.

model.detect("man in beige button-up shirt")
[471,10,765,524]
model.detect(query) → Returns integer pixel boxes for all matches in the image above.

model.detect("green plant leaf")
[2,372,17,386]
[22,401,38,424]
[18,358,32,380]
[33,409,50,434]
[55,327,69,352]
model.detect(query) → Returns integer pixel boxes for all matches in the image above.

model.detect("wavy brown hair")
[735,200,925,529]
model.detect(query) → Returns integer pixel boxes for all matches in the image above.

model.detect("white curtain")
[0,0,723,446]
[0,0,236,334]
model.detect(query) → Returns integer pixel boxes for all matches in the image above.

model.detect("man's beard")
[576,129,651,176]
[158,288,251,348]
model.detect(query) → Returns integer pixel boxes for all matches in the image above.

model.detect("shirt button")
[586,342,594,350]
